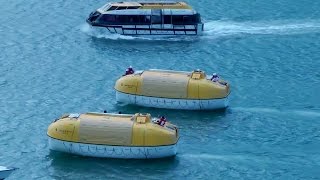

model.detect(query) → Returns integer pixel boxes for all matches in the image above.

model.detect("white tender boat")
[87,1,204,35]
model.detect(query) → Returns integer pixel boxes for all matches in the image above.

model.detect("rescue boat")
[115,69,230,110]
[47,113,179,159]
[87,1,204,35]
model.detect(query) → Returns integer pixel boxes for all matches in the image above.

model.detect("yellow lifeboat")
[47,112,179,159]
[115,69,230,110]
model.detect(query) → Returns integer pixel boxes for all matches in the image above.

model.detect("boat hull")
[116,91,229,110]
[0,167,16,180]
[89,23,204,36]
[48,137,177,159]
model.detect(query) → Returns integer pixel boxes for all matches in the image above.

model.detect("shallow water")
[1,0,320,179]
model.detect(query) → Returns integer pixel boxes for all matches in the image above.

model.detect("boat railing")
[103,23,198,35]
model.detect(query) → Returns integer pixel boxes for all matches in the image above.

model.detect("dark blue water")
[1,0,320,179]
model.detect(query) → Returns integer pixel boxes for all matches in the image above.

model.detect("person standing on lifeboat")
[211,73,220,82]
[158,116,167,126]
[125,66,135,76]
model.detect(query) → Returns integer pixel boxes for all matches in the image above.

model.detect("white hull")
[0,167,16,180]
[48,137,177,159]
[116,91,229,110]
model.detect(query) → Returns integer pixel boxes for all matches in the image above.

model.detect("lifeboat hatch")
[191,70,205,80]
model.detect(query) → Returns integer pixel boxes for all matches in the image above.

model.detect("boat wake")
[231,107,320,118]
[80,24,139,40]
[181,153,246,161]
[79,19,320,41]
[203,19,320,38]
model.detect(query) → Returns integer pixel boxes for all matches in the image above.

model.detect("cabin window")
[108,6,117,11]
[194,13,201,23]
[151,9,161,24]
[97,15,116,24]
[138,15,151,24]
[172,15,184,25]
[98,15,153,25]
[171,15,200,24]
[88,11,101,22]
[116,6,127,10]
[116,15,126,23]
[127,15,139,23]
[105,15,116,22]
[91,11,101,17]
[163,15,171,24]
[131,15,140,23]
[151,15,161,24]
[114,15,138,24]
[145,15,151,24]
[183,15,194,24]
[127,6,139,9]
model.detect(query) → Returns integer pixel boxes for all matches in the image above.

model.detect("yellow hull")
[47,113,179,147]
[115,69,230,100]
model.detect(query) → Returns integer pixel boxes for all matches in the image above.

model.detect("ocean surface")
[1,0,320,179]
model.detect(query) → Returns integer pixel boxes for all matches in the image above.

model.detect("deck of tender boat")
[98,1,192,12]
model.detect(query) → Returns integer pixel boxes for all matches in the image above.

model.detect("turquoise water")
[1,0,320,179]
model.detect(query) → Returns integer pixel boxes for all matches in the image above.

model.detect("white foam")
[203,20,320,38]
[181,153,245,161]
[232,107,320,117]
[0,166,9,170]
[79,24,137,40]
